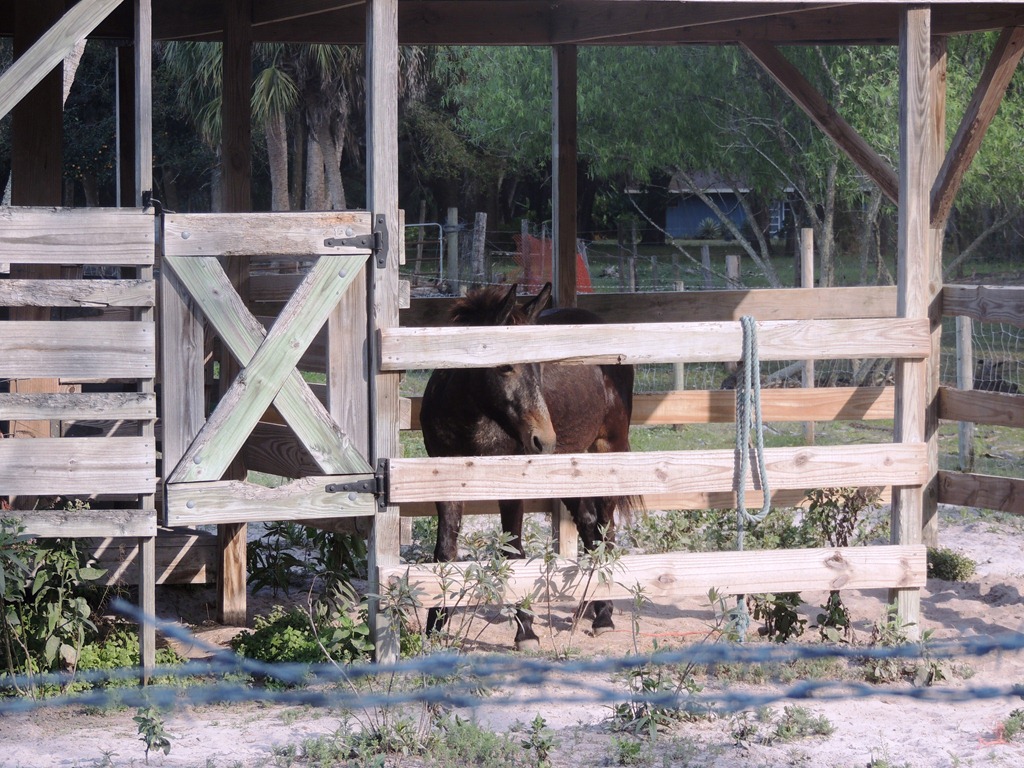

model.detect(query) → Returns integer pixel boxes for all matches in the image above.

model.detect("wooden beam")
[381,545,927,604]
[402,286,901,326]
[396,487,893,517]
[891,6,934,638]
[0,279,154,307]
[0,436,156,496]
[0,392,156,421]
[941,284,1024,326]
[405,387,895,430]
[6,508,157,539]
[0,207,155,265]
[552,44,578,308]
[742,41,899,205]
[166,477,377,525]
[0,321,155,379]
[549,1,843,45]
[938,470,1024,515]
[939,387,1024,429]
[387,443,927,504]
[366,0,403,663]
[0,0,124,122]
[931,27,1024,228]
[381,318,930,370]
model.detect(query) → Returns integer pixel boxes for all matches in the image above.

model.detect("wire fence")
[3,599,1024,719]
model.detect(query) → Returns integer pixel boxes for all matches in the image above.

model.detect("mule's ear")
[493,283,520,325]
[521,282,553,324]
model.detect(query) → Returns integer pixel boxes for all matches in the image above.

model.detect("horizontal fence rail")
[387,444,928,504]
[381,545,927,604]
[381,318,930,370]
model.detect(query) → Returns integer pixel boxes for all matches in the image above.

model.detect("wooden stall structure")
[2,2,1023,663]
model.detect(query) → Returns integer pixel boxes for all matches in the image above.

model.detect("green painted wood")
[167,253,368,482]
[164,253,372,478]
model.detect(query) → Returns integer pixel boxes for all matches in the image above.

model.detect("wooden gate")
[159,211,385,531]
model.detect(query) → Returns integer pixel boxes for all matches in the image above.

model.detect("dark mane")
[448,286,530,326]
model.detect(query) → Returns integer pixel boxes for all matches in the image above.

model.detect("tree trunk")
[266,111,290,211]
[304,125,327,210]
[314,118,346,210]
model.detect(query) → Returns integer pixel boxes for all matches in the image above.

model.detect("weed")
[611,735,646,765]
[927,547,977,581]
[732,706,833,745]
[0,517,107,695]
[815,590,852,643]
[134,706,171,762]
[1001,708,1024,740]
[516,714,557,768]
[748,592,806,643]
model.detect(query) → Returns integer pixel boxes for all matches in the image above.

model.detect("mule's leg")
[500,499,540,651]
[562,497,616,636]
[427,500,463,636]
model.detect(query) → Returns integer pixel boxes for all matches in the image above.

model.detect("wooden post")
[726,253,741,288]
[891,7,937,637]
[366,0,402,663]
[552,44,578,309]
[701,243,713,289]
[471,211,487,287]
[551,43,579,559]
[414,198,426,275]
[956,316,976,473]
[673,281,685,431]
[216,0,253,627]
[445,206,459,293]
[130,0,156,683]
[800,228,816,445]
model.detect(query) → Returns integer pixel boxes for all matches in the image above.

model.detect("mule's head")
[452,284,557,455]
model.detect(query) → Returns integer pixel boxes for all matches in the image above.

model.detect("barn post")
[127,0,157,681]
[552,44,578,308]
[892,6,940,636]
[366,0,402,663]
[214,0,254,627]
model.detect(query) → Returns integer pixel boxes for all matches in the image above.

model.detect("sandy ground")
[2,505,1024,767]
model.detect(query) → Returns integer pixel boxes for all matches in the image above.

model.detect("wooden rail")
[381,545,926,604]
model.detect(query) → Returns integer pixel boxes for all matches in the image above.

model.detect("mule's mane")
[448,286,530,326]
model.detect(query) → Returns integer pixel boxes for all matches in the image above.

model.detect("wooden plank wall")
[0,207,158,537]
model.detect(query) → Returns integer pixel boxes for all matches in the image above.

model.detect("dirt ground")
[2,504,1024,768]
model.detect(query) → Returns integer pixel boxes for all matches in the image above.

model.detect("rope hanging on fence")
[734,315,772,551]
[733,315,773,638]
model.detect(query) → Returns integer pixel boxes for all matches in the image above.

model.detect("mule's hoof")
[515,637,541,652]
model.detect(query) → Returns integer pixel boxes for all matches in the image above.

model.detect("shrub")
[927,547,976,581]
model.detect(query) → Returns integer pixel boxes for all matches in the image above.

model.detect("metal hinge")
[324,214,389,269]
[325,459,390,508]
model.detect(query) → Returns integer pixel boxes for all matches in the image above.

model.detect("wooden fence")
[0,206,158,538]
[377,285,933,606]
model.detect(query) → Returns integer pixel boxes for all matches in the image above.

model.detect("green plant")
[815,589,852,643]
[748,592,806,643]
[0,518,107,695]
[134,706,171,762]
[611,735,645,765]
[516,714,557,768]
[772,705,834,742]
[1001,708,1024,740]
[863,602,945,685]
[927,547,977,581]
[696,217,724,240]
